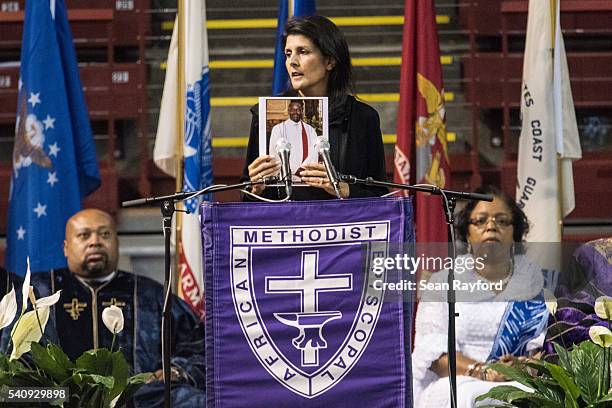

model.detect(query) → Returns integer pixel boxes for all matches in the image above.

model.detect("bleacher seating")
[0,0,150,236]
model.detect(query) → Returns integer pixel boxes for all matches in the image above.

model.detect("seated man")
[31,208,205,407]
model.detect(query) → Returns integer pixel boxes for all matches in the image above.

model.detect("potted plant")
[0,261,149,407]
[476,295,612,407]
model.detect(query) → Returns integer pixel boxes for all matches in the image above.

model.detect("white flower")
[21,258,32,314]
[0,286,17,329]
[34,290,62,308]
[10,306,50,360]
[594,296,612,320]
[543,289,557,315]
[102,305,124,334]
[589,326,612,348]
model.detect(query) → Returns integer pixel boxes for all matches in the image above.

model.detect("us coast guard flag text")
[202,198,414,407]
[154,2,212,318]
[516,0,581,242]
[6,0,100,274]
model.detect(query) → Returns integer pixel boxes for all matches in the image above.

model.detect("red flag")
[394,0,450,245]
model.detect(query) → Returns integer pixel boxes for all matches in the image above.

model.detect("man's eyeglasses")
[469,213,513,229]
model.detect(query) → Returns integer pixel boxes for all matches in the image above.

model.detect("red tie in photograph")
[301,123,308,161]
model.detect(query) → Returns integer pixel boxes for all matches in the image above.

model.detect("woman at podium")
[412,186,549,407]
[241,15,388,200]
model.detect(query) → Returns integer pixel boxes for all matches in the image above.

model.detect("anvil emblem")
[274,311,342,350]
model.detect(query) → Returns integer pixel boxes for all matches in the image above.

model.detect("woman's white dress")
[411,254,547,408]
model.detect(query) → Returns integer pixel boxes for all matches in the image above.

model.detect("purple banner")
[202,197,414,407]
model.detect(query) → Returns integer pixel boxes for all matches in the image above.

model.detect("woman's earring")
[467,242,472,254]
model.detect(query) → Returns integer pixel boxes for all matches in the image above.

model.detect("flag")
[516,0,581,243]
[394,0,450,245]
[154,1,212,319]
[6,0,100,275]
[272,0,316,95]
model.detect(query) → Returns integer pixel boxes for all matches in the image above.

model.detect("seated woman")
[544,237,612,357]
[412,185,549,408]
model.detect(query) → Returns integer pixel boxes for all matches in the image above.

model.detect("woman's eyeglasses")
[469,213,513,229]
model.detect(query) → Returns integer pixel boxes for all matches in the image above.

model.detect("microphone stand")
[340,175,492,408]
[122,177,278,408]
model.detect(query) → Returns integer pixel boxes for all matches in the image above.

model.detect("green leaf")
[128,372,151,385]
[545,362,580,408]
[88,373,115,389]
[475,385,526,402]
[75,348,112,376]
[105,351,129,405]
[572,347,600,404]
[46,343,74,369]
[554,343,574,375]
[591,392,612,406]
[77,383,100,407]
[87,386,104,408]
[2,367,52,388]
[30,342,73,383]
[525,376,564,405]
[72,372,84,385]
[577,339,604,355]
[0,354,10,371]
[486,363,536,389]
[573,341,603,368]
[7,358,26,373]
[476,384,563,408]
[523,359,551,376]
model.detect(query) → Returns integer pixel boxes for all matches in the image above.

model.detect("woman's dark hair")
[282,15,354,101]
[455,185,530,244]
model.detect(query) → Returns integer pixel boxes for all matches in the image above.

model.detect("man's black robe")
[31,268,205,407]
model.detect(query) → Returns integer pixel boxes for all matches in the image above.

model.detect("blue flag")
[6,0,100,275]
[272,0,316,95]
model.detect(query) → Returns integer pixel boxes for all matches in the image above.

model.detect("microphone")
[315,138,343,199]
[276,139,292,198]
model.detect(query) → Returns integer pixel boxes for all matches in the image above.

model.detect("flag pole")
[175,0,186,291]
[161,1,186,406]
[552,0,564,243]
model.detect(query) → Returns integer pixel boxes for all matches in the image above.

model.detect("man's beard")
[81,258,109,277]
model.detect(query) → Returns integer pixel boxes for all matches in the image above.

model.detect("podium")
[201,197,415,407]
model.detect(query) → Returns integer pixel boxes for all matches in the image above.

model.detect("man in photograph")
[269,100,319,175]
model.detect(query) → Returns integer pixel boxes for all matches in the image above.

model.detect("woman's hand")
[300,162,350,198]
[482,366,508,382]
[483,355,527,382]
[248,155,280,195]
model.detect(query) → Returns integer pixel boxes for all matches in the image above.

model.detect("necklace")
[476,256,514,287]
[499,257,514,287]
